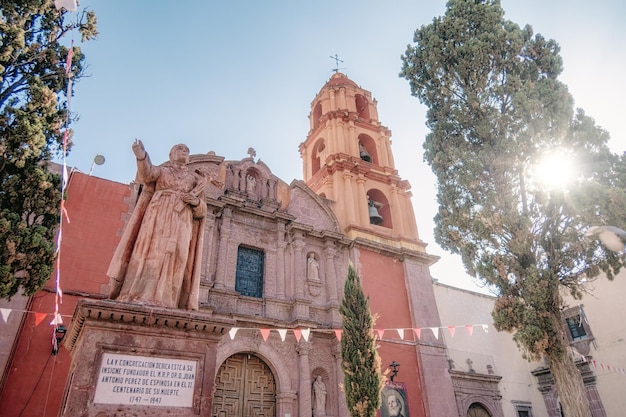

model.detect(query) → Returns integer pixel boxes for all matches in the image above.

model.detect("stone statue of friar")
[107,140,220,310]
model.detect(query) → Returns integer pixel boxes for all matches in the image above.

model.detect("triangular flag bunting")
[0,308,10,323]
[376,329,385,340]
[50,313,63,325]
[229,327,239,340]
[465,325,473,336]
[334,329,342,341]
[481,324,489,333]
[54,0,78,13]
[302,328,310,342]
[34,312,47,326]
[413,328,421,339]
[430,327,439,339]
[259,329,270,341]
[448,326,456,337]
[396,328,404,340]
[293,329,302,342]
[278,329,287,342]
[65,40,74,74]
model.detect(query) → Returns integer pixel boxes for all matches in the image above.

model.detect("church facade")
[1,73,621,417]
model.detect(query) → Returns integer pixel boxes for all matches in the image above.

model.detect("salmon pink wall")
[359,249,427,417]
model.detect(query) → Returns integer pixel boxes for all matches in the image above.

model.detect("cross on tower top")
[330,54,344,73]
[247,147,256,160]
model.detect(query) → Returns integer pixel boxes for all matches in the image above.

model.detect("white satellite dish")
[89,154,106,175]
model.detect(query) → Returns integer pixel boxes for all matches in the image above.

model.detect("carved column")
[200,213,216,284]
[342,172,356,225]
[292,237,306,298]
[213,208,232,290]
[276,392,298,417]
[269,179,277,200]
[323,243,338,304]
[276,223,287,298]
[390,184,405,233]
[230,167,240,191]
[297,342,313,417]
[356,174,368,226]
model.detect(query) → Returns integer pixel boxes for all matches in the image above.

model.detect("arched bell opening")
[355,94,371,121]
[312,101,323,130]
[366,189,392,229]
[311,138,324,175]
[358,134,377,165]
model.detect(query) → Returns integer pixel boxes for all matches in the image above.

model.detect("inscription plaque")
[94,353,196,407]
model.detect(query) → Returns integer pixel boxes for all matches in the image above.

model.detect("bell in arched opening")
[368,199,383,225]
[359,143,372,163]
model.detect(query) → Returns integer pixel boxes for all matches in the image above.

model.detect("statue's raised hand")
[132,139,147,160]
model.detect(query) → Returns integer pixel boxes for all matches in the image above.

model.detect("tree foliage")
[400,1,626,416]
[340,264,383,417]
[0,0,98,299]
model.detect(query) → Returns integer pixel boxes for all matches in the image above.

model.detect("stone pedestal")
[61,299,234,417]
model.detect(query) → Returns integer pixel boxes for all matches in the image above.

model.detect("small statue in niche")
[246,174,256,193]
[312,375,327,416]
[307,253,320,281]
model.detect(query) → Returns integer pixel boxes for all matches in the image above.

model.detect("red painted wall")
[359,249,428,417]
[0,172,130,417]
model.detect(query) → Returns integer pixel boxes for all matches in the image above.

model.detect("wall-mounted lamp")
[389,361,400,382]
[52,325,67,355]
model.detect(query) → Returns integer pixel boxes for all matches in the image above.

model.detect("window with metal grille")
[566,315,588,340]
[235,246,264,298]
[513,401,533,417]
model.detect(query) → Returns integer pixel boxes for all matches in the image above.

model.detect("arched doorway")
[467,402,492,417]
[212,353,276,417]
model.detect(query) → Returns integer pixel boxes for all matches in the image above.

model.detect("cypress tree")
[340,264,383,417]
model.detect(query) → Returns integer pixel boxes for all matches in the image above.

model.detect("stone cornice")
[64,299,235,352]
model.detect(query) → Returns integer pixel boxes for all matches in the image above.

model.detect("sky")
[60,0,626,293]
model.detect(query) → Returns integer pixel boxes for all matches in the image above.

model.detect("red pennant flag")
[259,329,270,341]
[34,312,47,326]
[448,326,456,337]
[334,329,342,341]
[465,325,473,336]
[376,329,385,340]
[413,328,421,339]
[293,329,302,342]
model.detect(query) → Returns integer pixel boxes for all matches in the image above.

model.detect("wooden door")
[212,353,276,417]
[467,403,492,417]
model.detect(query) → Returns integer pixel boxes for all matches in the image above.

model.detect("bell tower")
[299,72,423,251]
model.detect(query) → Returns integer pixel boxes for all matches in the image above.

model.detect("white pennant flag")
[302,328,310,341]
[277,329,287,341]
[50,313,63,325]
[0,308,10,323]
[54,0,78,12]
[229,327,239,340]
[430,327,439,339]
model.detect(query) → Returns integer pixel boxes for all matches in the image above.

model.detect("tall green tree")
[0,1,97,299]
[400,1,626,416]
[340,264,383,417]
